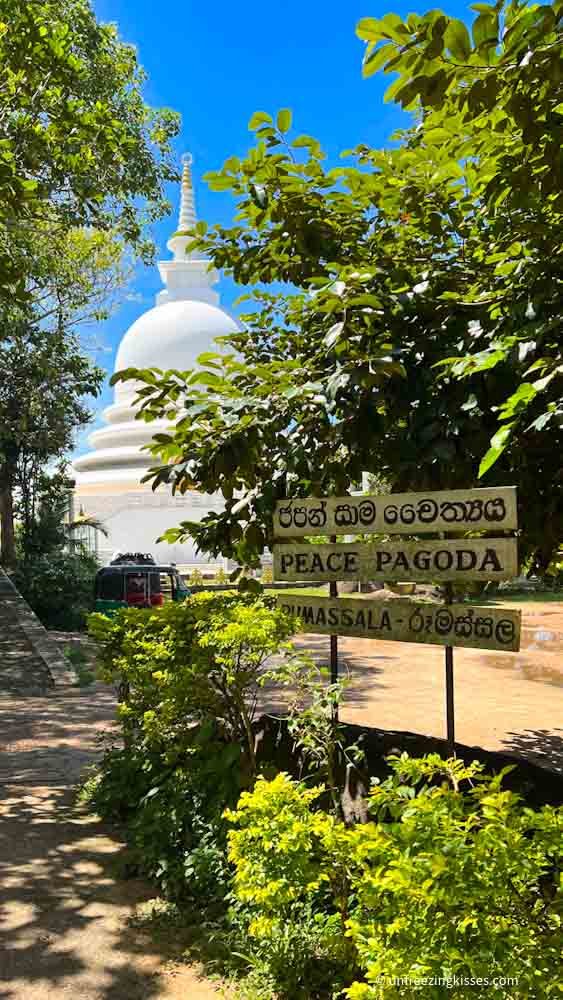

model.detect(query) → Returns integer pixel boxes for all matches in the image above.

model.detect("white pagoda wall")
[76,486,227,569]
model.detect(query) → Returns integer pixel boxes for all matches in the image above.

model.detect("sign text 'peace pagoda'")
[273,538,518,583]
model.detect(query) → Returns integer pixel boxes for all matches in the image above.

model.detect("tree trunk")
[530,539,558,578]
[0,485,16,568]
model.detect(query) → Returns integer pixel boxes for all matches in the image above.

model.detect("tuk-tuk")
[94,552,191,614]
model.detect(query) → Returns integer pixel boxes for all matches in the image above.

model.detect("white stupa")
[72,156,239,567]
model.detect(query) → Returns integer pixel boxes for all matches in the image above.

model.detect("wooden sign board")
[274,487,517,537]
[273,538,518,583]
[275,596,521,652]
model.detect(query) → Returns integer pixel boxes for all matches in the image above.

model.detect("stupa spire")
[159,152,219,306]
[167,153,200,262]
[177,153,197,234]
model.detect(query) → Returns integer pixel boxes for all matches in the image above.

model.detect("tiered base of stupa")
[74,478,228,570]
[72,398,229,570]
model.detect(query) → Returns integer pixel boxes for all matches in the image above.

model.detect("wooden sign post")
[274,595,521,651]
[329,535,338,710]
[273,486,520,754]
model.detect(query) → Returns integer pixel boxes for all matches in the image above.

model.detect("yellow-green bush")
[89,592,295,770]
[226,757,563,999]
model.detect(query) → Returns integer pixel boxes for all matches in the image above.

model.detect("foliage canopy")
[0,0,180,299]
[114,0,562,575]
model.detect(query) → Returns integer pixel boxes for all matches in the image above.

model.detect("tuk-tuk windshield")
[95,563,190,609]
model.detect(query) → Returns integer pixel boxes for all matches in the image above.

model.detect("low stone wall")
[0,569,74,693]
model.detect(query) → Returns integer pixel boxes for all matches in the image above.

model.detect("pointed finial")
[164,150,217,286]
[177,152,196,235]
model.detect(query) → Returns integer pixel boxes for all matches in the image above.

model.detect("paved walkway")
[0,683,224,1000]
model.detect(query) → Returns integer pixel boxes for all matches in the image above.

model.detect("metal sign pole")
[329,534,339,721]
[444,581,455,755]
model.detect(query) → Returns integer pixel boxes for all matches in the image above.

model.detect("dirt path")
[294,599,563,773]
[0,683,225,1000]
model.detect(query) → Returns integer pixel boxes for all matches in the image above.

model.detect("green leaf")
[379,13,410,41]
[527,410,554,432]
[444,19,472,61]
[384,75,409,104]
[356,17,382,41]
[532,371,556,392]
[478,423,514,477]
[248,111,273,130]
[292,134,321,154]
[498,382,537,418]
[206,173,235,191]
[324,322,344,348]
[472,12,497,49]
[362,42,393,77]
[276,108,292,133]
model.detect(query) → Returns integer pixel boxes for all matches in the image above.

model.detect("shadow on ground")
[0,686,221,1000]
[502,728,563,774]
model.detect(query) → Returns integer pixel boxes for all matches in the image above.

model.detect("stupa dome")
[114,299,238,403]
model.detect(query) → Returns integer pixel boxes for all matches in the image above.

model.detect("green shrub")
[86,594,298,905]
[89,593,296,772]
[272,655,365,815]
[226,773,360,998]
[64,643,96,686]
[87,742,235,901]
[14,550,98,630]
[345,754,563,999]
[226,758,563,1000]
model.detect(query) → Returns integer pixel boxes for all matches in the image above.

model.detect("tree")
[14,462,108,566]
[0,221,128,567]
[19,225,131,332]
[113,0,562,575]
[356,0,562,474]
[0,318,103,565]
[0,0,180,301]
[12,464,102,630]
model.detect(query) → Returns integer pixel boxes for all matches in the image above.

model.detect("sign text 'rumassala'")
[276,596,521,651]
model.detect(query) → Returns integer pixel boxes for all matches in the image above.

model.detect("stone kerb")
[0,568,74,692]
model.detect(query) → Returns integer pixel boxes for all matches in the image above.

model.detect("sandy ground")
[0,684,225,1000]
[293,599,563,773]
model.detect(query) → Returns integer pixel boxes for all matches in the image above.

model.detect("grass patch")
[269,587,563,605]
[265,586,328,598]
[64,643,97,687]
[468,591,563,606]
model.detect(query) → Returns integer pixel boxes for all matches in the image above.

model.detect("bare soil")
[293,598,563,773]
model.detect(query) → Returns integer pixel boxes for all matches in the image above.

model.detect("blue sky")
[79,0,468,454]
